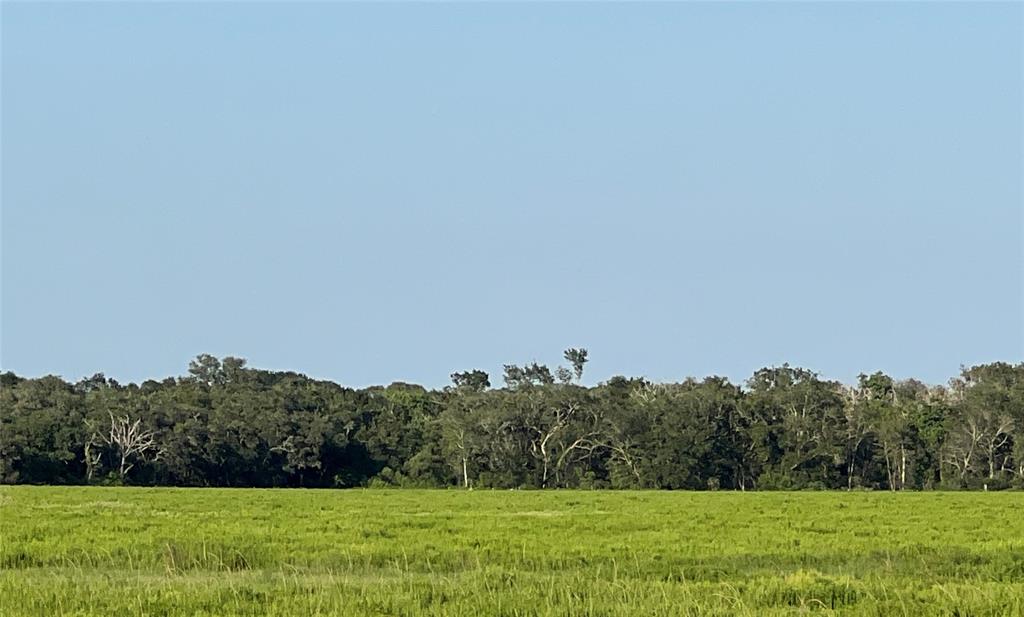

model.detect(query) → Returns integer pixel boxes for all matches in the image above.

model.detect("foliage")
[1,352,1023,490]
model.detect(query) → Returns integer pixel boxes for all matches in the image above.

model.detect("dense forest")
[2,351,1022,490]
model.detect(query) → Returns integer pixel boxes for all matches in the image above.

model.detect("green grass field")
[1,487,1021,616]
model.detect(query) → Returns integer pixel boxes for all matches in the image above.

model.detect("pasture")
[1,487,1021,616]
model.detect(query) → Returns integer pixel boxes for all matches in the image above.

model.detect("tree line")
[2,351,1022,490]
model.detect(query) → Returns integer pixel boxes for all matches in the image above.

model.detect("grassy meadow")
[1,487,1022,616]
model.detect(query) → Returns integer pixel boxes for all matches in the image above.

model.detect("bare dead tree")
[631,382,668,405]
[444,424,471,489]
[840,386,874,490]
[83,435,103,482]
[942,415,984,483]
[528,401,580,488]
[983,416,1014,479]
[87,413,158,482]
[553,404,604,485]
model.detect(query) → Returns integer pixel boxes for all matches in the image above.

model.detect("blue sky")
[2,2,1021,388]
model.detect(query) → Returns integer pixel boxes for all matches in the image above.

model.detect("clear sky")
[2,2,1021,389]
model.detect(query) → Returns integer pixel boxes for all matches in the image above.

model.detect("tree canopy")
[2,352,1022,490]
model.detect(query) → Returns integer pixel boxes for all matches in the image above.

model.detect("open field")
[1,487,1022,616]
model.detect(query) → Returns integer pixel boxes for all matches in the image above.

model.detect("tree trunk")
[883,448,895,491]
[899,445,906,490]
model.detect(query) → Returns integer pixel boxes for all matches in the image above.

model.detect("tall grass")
[1,487,1021,615]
